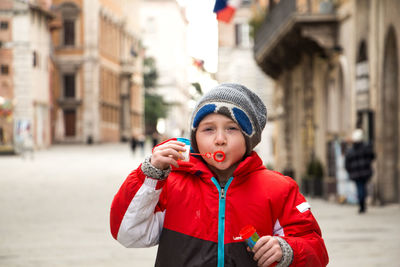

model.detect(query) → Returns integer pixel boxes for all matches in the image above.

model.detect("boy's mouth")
[213,150,226,162]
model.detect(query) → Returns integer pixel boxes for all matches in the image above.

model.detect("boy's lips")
[213,150,226,162]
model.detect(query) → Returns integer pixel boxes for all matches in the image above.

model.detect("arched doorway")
[381,26,399,203]
[355,40,374,143]
[325,64,348,135]
[325,62,354,202]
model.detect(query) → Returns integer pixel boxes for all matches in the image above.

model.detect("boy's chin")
[212,165,228,171]
[207,162,230,171]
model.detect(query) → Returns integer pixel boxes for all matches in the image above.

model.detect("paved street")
[1,144,399,267]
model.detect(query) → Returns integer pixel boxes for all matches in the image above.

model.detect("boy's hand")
[151,141,186,169]
[252,236,282,267]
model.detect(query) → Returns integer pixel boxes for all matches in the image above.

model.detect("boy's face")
[195,113,246,171]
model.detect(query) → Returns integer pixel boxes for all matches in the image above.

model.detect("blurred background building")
[51,0,143,144]
[140,0,192,138]
[253,0,400,204]
[0,0,54,151]
[216,0,275,166]
[0,0,144,149]
[1,0,399,205]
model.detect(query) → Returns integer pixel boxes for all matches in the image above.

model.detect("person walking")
[130,134,138,154]
[345,129,375,213]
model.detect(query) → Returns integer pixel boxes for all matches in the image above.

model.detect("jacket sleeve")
[276,178,329,266]
[110,165,167,248]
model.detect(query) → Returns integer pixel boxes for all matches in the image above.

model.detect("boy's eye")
[227,126,239,131]
[202,127,214,132]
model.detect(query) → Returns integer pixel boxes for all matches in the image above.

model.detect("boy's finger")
[157,148,184,160]
[252,235,270,253]
[164,157,179,168]
[253,236,272,260]
[161,141,186,147]
[256,248,274,266]
[156,143,187,152]
[170,144,187,152]
[260,254,279,267]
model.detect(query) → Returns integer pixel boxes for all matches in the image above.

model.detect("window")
[33,51,39,67]
[235,23,250,48]
[63,74,75,98]
[146,17,156,33]
[1,65,9,75]
[63,20,75,46]
[0,21,8,30]
[60,2,79,46]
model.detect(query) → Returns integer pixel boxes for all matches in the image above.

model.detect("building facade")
[0,0,54,152]
[254,0,400,203]
[51,0,143,144]
[216,1,275,166]
[140,0,192,138]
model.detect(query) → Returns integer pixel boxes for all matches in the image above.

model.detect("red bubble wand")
[189,150,226,162]
[179,144,226,162]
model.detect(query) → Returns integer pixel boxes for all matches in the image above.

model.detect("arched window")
[33,51,39,67]
[59,3,80,46]
[357,41,367,62]
[380,25,399,203]
[355,40,373,141]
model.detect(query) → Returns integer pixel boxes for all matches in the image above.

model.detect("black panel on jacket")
[225,242,258,267]
[155,228,258,267]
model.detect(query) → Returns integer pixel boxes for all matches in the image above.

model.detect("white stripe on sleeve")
[296,202,311,213]
[117,177,165,248]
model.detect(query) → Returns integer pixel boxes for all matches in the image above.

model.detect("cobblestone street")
[1,144,399,266]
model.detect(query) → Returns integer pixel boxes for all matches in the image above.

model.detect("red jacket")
[110,147,328,266]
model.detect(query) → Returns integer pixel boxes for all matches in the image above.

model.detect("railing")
[121,60,136,75]
[254,0,296,56]
[254,0,335,58]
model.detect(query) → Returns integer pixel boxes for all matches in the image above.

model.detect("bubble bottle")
[239,225,260,249]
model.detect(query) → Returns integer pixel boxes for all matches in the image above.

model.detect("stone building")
[254,0,400,203]
[51,0,143,144]
[216,0,275,166]
[140,0,191,138]
[0,0,54,151]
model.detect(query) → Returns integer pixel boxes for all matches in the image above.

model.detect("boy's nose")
[214,130,226,145]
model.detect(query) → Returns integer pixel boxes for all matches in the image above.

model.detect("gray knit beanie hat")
[190,83,267,156]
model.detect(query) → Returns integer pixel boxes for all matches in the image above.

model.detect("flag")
[130,45,137,57]
[213,0,242,23]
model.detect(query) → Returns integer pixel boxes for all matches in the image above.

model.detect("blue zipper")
[211,177,234,267]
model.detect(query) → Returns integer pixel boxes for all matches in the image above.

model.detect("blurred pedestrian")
[138,134,145,156]
[345,129,375,213]
[21,123,34,160]
[0,126,4,144]
[110,83,329,266]
[130,135,138,154]
[152,131,159,147]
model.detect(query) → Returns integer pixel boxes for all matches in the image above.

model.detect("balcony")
[57,98,82,109]
[254,0,339,79]
[121,60,136,75]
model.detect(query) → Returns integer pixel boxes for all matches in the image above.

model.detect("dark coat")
[345,142,375,182]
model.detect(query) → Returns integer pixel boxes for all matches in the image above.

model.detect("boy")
[110,83,329,266]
